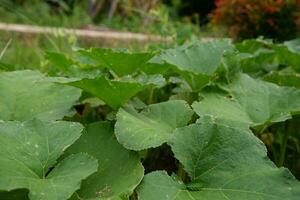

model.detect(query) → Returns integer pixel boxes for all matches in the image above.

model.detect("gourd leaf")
[115,100,193,151]
[0,70,81,121]
[0,119,98,200]
[45,51,102,78]
[263,71,300,89]
[156,39,234,90]
[65,122,144,200]
[192,73,300,129]
[137,119,300,200]
[0,189,29,200]
[78,48,154,76]
[67,75,165,109]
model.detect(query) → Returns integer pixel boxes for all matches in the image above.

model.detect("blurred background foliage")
[1,0,299,40]
[0,0,299,70]
[212,0,300,41]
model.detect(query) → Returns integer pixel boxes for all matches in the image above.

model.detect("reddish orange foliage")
[211,0,300,40]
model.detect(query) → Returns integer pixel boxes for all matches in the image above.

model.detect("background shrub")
[211,0,300,41]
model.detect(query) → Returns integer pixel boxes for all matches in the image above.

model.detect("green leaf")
[0,70,81,121]
[0,119,98,200]
[0,189,29,200]
[115,100,193,150]
[263,71,300,89]
[192,73,300,129]
[284,39,300,54]
[138,120,300,200]
[0,61,14,71]
[64,122,144,199]
[120,74,166,88]
[79,48,154,76]
[137,171,186,200]
[45,51,74,72]
[235,38,272,53]
[67,75,164,109]
[239,49,278,77]
[235,39,279,77]
[45,52,102,78]
[157,39,235,90]
[273,45,300,72]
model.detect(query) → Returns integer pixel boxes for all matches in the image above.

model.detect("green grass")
[0,0,91,28]
[0,0,203,70]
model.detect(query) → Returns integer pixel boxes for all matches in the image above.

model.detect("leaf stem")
[148,88,154,104]
[279,121,292,167]
[177,163,186,182]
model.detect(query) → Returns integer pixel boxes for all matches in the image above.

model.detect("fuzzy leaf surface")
[65,122,144,200]
[193,73,300,128]
[138,120,300,200]
[115,100,193,150]
[157,40,234,89]
[0,70,81,121]
[79,48,154,76]
[0,119,98,200]
[67,76,160,109]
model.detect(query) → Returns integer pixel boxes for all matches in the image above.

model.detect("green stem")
[279,122,291,167]
[177,163,186,182]
[129,191,138,200]
[109,70,119,80]
[148,88,154,104]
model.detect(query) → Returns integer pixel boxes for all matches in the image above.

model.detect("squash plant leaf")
[138,120,300,200]
[67,75,165,109]
[64,122,144,200]
[137,171,186,200]
[235,39,276,77]
[0,70,81,121]
[192,73,300,129]
[272,44,300,72]
[263,71,300,89]
[115,100,193,150]
[78,48,154,76]
[156,39,235,90]
[45,51,74,72]
[0,189,29,200]
[0,119,98,200]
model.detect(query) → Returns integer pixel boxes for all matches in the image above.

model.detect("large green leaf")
[284,39,300,54]
[263,71,300,89]
[192,73,300,129]
[0,119,98,200]
[79,48,154,76]
[67,75,164,109]
[235,39,300,76]
[138,120,300,200]
[239,49,278,77]
[115,100,193,150]
[0,70,81,121]
[45,51,74,72]
[0,189,29,200]
[235,38,271,54]
[65,122,144,200]
[156,39,235,90]
[45,51,102,78]
[273,45,300,72]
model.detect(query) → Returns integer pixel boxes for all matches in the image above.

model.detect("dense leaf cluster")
[1,38,300,199]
